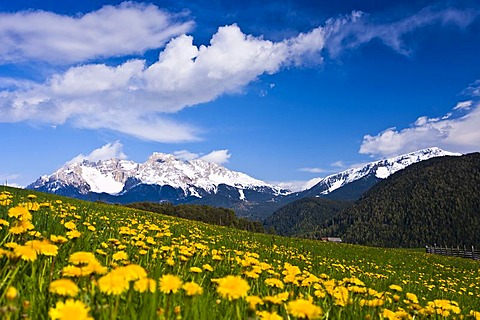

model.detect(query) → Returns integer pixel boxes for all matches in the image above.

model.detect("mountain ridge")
[27,147,460,218]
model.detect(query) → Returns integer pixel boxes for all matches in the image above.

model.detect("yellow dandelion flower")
[470,310,480,320]
[257,311,283,320]
[98,272,130,295]
[8,206,30,219]
[25,240,58,256]
[62,265,83,277]
[189,266,202,273]
[263,292,289,305]
[214,275,250,301]
[49,279,79,297]
[69,252,97,265]
[159,274,183,294]
[50,235,68,244]
[81,260,108,275]
[389,284,403,292]
[0,219,9,226]
[64,221,77,230]
[116,264,147,281]
[6,286,17,300]
[203,264,213,271]
[360,298,384,307]
[112,251,128,261]
[48,299,93,320]
[246,295,263,310]
[265,278,284,289]
[182,281,203,296]
[332,286,351,306]
[66,230,81,239]
[14,245,37,261]
[95,249,107,256]
[134,278,157,293]
[287,299,322,319]
[382,308,399,320]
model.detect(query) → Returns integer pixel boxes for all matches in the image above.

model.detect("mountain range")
[27,147,459,219]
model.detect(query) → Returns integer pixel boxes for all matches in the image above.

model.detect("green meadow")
[0,186,479,319]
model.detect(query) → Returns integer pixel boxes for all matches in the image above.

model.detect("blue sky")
[1,0,480,190]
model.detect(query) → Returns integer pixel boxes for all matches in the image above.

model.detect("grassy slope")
[0,186,479,319]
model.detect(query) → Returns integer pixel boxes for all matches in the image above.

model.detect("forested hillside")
[263,197,352,236]
[125,202,265,233]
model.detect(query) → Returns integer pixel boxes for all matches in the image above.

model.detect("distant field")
[1,186,479,319]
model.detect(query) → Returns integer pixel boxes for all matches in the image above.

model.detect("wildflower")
[159,274,183,294]
[64,221,77,230]
[287,298,322,319]
[263,292,289,304]
[203,264,213,271]
[69,252,97,265]
[405,292,419,304]
[189,266,202,273]
[112,251,128,261]
[0,219,9,226]
[14,245,37,261]
[98,272,130,295]
[382,308,399,320]
[49,279,79,297]
[360,298,384,307]
[118,264,147,281]
[8,206,30,219]
[49,299,93,320]
[214,275,250,300]
[25,240,58,256]
[265,278,284,289]
[333,286,351,306]
[182,281,203,296]
[6,286,17,300]
[257,311,283,320]
[470,310,480,320]
[50,235,68,244]
[389,284,403,292]
[66,230,82,239]
[134,278,157,293]
[246,295,263,310]
[62,266,83,277]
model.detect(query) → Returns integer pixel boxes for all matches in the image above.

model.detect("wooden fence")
[425,245,480,260]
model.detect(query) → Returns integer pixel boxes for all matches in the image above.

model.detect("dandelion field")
[0,186,479,319]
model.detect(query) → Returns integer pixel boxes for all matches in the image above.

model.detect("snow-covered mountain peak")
[29,151,288,197]
[304,147,460,195]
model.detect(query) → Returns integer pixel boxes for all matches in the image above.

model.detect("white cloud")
[324,7,479,57]
[0,24,326,142]
[331,161,345,168]
[462,80,480,97]
[199,149,231,164]
[298,167,328,173]
[270,180,310,192]
[454,100,473,110]
[0,2,193,64]
[68,141,127,164]
[173,150,199,161]
[359,102,480,157]
[0,5,477,143]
